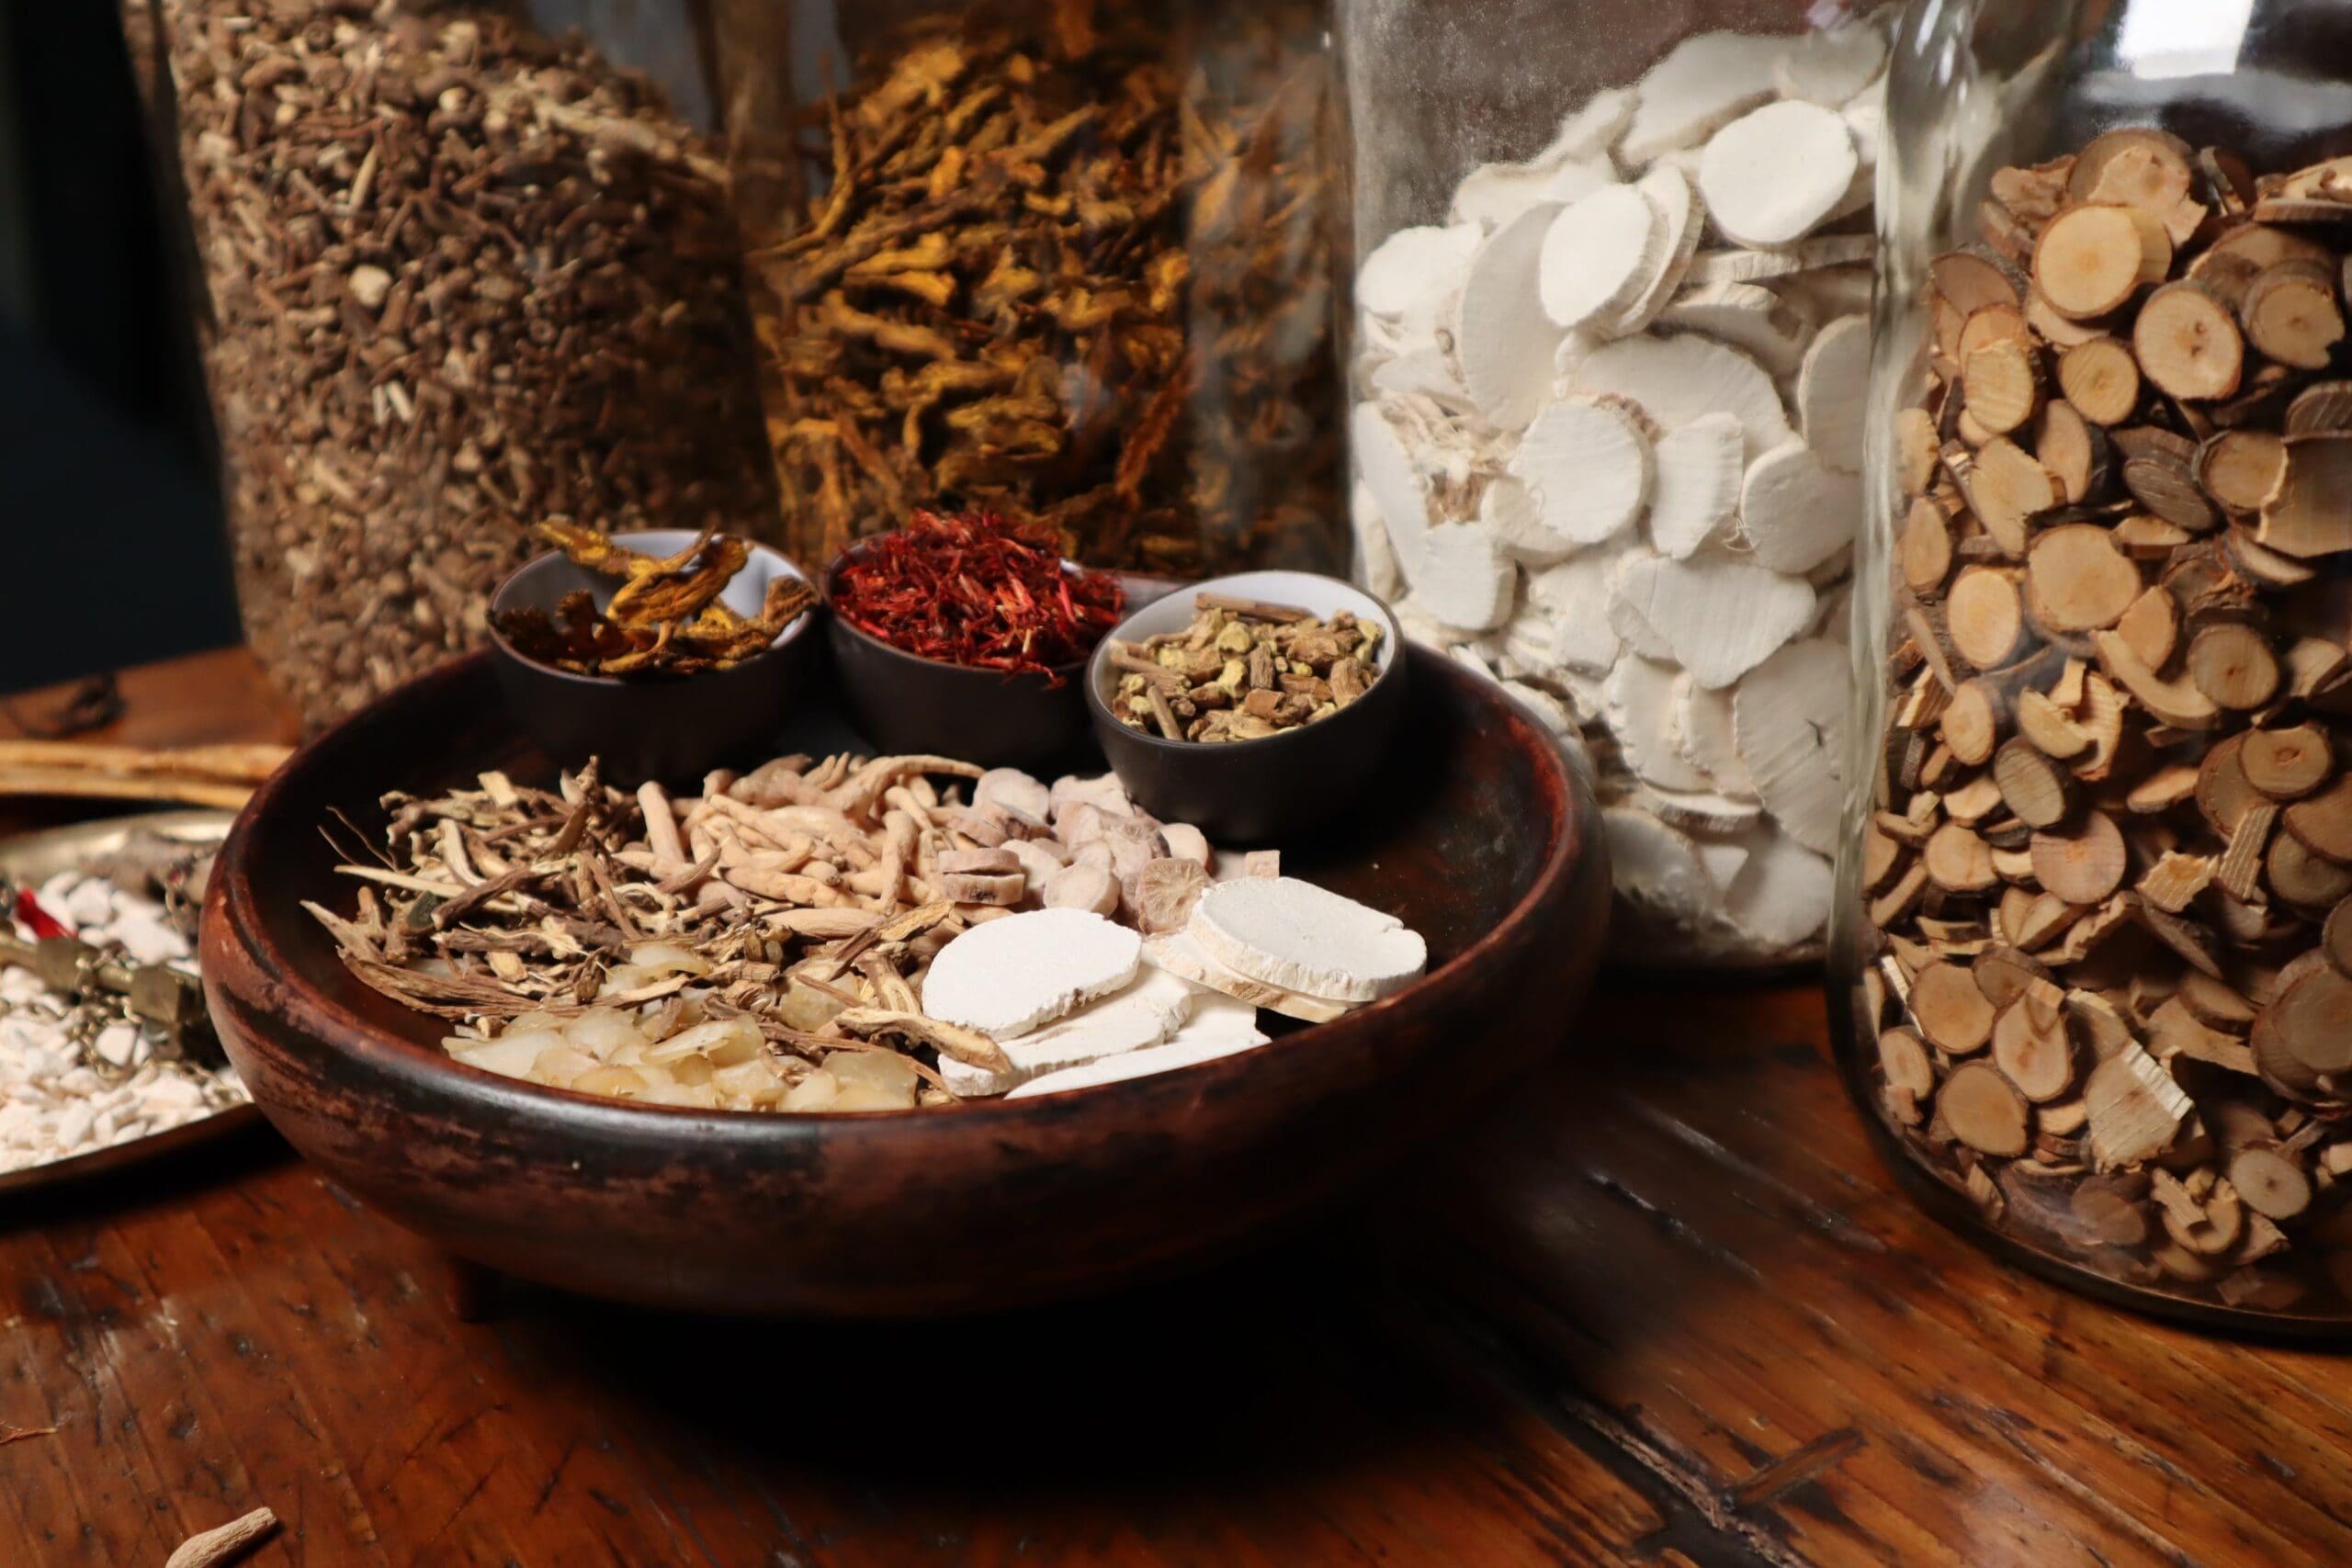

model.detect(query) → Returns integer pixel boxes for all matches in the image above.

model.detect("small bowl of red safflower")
[824,510,1126,769]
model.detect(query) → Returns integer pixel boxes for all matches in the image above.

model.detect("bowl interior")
[234,648,1560,1079]
[491,530,815,669]
[1091,570,1400,709]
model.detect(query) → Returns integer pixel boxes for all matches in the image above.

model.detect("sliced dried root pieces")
[1003,1003,1271,1100]
[1186,876,1426,1004]
[1733,637,1849,855]
[1739,439,1860,575]
[1413,523,1517,631]
[1941,1060,2032,1156]
[1148,932,1349,1025]
[920,908,1141,1039]
[1609,166,1706,335]
[1648,412,1746,559]
[1455,202,1566,431]
[2242,725,2334,799]
[2025,523,2143,632]
[1914,961,1996,1054]
[1699,100,1858,249]
[2258,433,2352,558]
[1538,184,1660,331]
[1606,657,1713,794]
[1611,553,1816,691]
[2035,205,2148,319]
[1720,829,1834,949]
[1563,333,1793,458]
[2056,337,2141,423]
[1620,30,1785,164]
[2134,281,2245,400]
[1657,280,1815,378]
[2030,809,2128,906]
[1510,399,1655,547]
[2240,260,2345,368]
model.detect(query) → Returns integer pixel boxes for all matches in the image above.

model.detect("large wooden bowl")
[200,648,1606,1317]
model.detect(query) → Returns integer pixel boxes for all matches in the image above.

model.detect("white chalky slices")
[1187,877,1427,1004]
[1454,202,1566,430]
[1739,439,1861,575]
[1351,480,1406,598]
[1646,412,1745,558]
[1699,100,1858,248]
[1527,552,1623,674]
[1510,398,1653,547]
[1562,333,1792,458]
[1609,166,1702,335]
[1676,678,1758,796]
[1682,233,1875,287]
[1796,314,1871,473]
[1352,401,1429,566]
[1149,932,1351,1023]
[1611,552,1816,690]
[1722,829,1835,948]
[1479,475,1575,566]
[1538,184,1657,330]
[1004,1015,1271,1100]
[1414,522,1516,630]
[939,964,1204,1098]
[1602,807,1714,923]
[1605,657,1713,793]
[1657,280,1816,378]
[1536,88,1635,166]
[1774,22,1889,107]
[1622,31,1787,164]
[920,908,1141,1038]
[1357,222,1484,319]
[1733,637,1849,856]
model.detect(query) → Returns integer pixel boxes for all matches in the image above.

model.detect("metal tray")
[0,808,262,1198]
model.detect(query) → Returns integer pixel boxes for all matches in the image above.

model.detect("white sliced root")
[1733,637,1849,856]
[1656,280,1815,379]
[1694,838,1754,894]
[1605,657,1714,793]
[1781,263,1874,323]
[1369,345,1476,413]
[1795,313,1872,473]
[1721,828,1836,948]
[1738,439,1861,575]
[1602,807,1715,925]
[1607,552,1679,662]
[1773,22,1890,107]
[1536,88,1636,166]
[1563,333,1793,458]
[1621,30,1787,164]
[1647,412,1746,559]
[1358,222,1485,320]
[939,965,1202,1098]
[1683,233,1876,287]
[1186,877,1427,1004]
[1676,676,1758,796]
[1351,400,1430,568]
[1608,166,1704,337]
[1479,475,1576,565]
[1840,77,1886,170]
[1538,184,1658,331]
[1454,202,1566,430]
[1611,551,1817,690]
[1635,783,1766,835]
[1351,479,1406,599]
[1510,398,1655,547]
[1699,100,1859,249]
[1412,522,1516,631]
[1526,551,1625,674]
[1003,1021,1269,1100]
[921,908,1142,1038]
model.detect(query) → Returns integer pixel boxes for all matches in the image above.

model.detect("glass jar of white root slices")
[1338,0,1894,973]
[1841,0,2352,1332]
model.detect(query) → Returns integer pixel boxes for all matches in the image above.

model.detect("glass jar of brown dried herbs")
[709,0,1346,579]
[119,0,782,731]
[1840,0,2352,1333]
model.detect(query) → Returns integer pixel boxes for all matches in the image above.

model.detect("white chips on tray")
[1350,12,1894,962]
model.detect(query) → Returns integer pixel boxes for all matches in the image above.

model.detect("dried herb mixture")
[1108,593,1383,742]
[830,509,1124,678]
[495,524,815,677]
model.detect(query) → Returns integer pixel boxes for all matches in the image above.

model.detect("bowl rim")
[206,645,1588,1133]
[487,529,817,688]
[820,539,1113,683]
[1084,570,1406,756]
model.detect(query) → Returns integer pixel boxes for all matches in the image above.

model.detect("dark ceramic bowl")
[200,648,1606,1318]
[822,546,1110,770]
[488,530,817,787]
[1088,570,1408,845]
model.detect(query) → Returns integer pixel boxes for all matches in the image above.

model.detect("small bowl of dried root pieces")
[490,524,819,785]
[1088,571,1406,842]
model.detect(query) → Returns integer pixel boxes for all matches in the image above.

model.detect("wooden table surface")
[4,650,2348,1568]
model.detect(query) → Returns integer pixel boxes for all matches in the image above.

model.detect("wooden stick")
[166,1506,278,1568]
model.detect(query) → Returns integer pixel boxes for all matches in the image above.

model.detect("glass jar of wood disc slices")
[708,0,1346,579]
[1338,0,1895,973]
[1839,0,2352,1330]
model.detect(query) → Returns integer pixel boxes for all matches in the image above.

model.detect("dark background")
[0,1,243,696]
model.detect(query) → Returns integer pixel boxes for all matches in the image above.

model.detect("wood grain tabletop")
[2,651,2347,1568]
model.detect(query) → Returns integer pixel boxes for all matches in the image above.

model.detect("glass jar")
[709,0,1345,579]
[1840,0,2352,1330]
[1339,0,1894,972]
[121,0,781,730]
